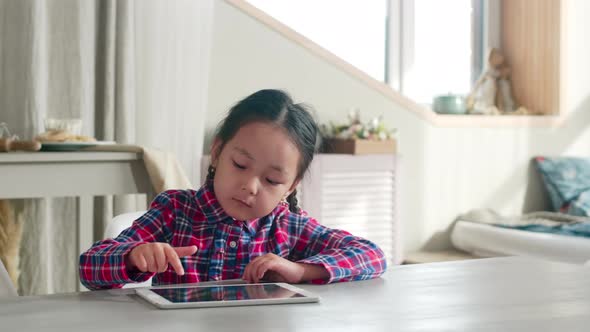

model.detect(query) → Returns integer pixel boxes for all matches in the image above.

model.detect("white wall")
[206,0,590,253]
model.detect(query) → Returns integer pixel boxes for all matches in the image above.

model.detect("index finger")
[164,245,185,276]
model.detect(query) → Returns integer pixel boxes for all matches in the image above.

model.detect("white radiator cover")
[298,154,402,265]
[201,154,402,265]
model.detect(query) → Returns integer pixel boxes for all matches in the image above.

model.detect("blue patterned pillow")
[568,190,590,216]
[535,157,590,216]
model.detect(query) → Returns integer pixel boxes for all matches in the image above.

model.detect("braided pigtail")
[286,189,300,214]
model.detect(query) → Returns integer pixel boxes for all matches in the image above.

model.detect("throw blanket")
[459,209,590,239]
[0,200,21,289]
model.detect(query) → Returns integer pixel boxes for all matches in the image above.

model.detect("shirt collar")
[243,201,290,236]
[196,180,232,224]
[196,180,291,235]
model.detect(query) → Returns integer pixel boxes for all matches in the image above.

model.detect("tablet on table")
[135,282,320,309]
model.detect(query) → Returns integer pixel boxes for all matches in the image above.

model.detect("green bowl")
[432,95,467,114]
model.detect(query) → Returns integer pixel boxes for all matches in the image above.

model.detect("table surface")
[0,151,141,162]
[0,151,151,199]
[1,256,589,331]
[0,151,153,290]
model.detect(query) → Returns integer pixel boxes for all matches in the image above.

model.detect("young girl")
[79,89,386,290]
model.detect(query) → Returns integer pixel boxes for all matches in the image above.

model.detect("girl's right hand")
[127,243,198,275]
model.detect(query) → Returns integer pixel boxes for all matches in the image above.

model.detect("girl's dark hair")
[208,89,320,214]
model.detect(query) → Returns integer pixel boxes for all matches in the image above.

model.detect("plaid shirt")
[79,182,387,290]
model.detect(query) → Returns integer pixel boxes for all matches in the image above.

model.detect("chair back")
[104,211,146,239]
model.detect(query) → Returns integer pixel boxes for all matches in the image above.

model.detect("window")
[246,0,487,106]
[246,0,387,81]
[398,0,475,104]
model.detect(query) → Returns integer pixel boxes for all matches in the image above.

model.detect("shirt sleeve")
[78,191,176,290]
[289,215,387,284]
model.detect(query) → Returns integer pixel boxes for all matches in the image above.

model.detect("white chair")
[0,259,17,297]
[104,211,152,288]
[104,211,146,241]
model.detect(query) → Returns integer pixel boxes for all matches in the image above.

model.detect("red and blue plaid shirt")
[79,182,387,290]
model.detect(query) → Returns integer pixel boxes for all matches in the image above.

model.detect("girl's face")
[211,122,301,221]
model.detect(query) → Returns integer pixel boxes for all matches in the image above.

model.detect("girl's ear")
[287,179,301,196]
[210,138,222,167]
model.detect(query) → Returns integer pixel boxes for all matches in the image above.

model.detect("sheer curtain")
[0,0,213,295]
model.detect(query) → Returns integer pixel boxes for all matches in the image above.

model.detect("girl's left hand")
[242,253,304,284]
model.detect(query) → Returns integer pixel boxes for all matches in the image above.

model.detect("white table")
[0,152,154,287]
[1,257,589,331]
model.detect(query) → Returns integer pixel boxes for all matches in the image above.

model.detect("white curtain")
[0,0,213,295]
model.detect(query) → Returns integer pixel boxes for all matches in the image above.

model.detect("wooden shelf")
[431,113,565,128]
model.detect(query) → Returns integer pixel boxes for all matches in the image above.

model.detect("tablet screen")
[151,284,306,303]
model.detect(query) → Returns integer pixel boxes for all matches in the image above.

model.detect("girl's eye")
[266,178,281,186]
[233,161,246,169]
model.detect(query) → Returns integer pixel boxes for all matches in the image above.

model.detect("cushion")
[567,189,590,216]
[535,156,590,216]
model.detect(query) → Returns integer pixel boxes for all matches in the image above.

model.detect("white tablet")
[135,282,320,309]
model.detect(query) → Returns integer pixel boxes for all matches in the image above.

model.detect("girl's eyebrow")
[270,165,286,174]
[233,146,286,174]
[233,147,254,160]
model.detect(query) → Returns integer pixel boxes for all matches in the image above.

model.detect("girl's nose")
[242,177,259,195]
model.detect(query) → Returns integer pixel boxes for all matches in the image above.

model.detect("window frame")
[386,0,493,104]
[228,0,566,126]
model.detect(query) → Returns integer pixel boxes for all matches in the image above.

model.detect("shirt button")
[229,241,237,248]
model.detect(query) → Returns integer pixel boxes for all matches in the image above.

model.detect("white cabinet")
[299,154,402,265]
[201,154,402,265]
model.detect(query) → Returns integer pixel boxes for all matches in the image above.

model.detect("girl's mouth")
[232,197,252,208]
